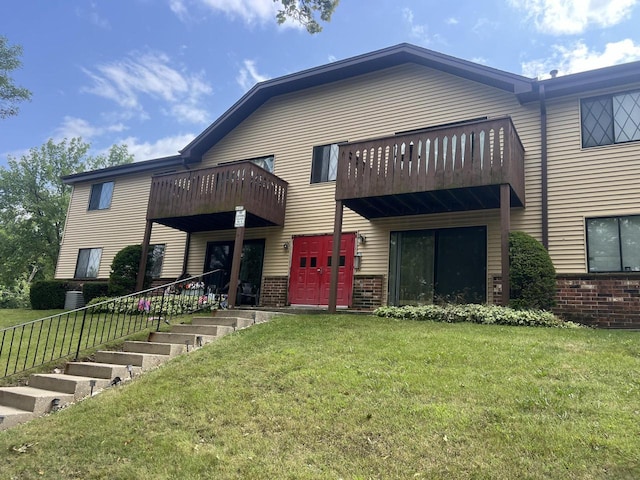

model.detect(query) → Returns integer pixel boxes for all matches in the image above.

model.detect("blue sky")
[2,0,640,167]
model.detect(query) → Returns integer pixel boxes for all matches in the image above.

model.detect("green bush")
[82,282,109,303]
[374,304,580,328]
[87,294,210,317]
[30,280,69,310]
[509,231,557,310]
[0,283,30,309]
[108,245,151,297]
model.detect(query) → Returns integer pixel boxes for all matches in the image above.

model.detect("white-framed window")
[88,181,114,210]
[149,244,165,279]
[74,248,102,278]
[581,91,640,148]
[311,143,340,183]
[586,215,640,272]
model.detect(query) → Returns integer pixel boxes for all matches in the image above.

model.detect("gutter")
[539,83,549,249]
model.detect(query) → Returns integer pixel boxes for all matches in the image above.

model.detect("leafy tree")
[509,231,557,311]
[0,36,31,118]
[275,0,339,33]
[108,245,152,296]
[0,138,133,286]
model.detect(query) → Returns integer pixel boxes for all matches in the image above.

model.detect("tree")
[275,0,339,33]
[0,36,31,118]
[0,138,133,286]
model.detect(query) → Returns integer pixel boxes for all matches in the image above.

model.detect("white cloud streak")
[82,51,212,124]
[117,133,196,161]
[521,39,640,78]
[53,116,126,142]
[508,0,638,35]
[236,60,270,91]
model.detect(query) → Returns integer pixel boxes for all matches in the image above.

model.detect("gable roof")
[180,43,534,160]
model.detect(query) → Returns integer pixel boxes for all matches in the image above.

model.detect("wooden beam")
[227,226,245,309]
[136,220,153,291]
[500,184,511,306]
[328,200,344,313]
[181,232,191,276]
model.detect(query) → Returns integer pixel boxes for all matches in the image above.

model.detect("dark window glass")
[300,257,307,268]
[149,244,165,279]
[581,91,640,147]
[88,181,114,210]
[587,216,640,272]
[310,257,317,268]
[75,248,102,278]
[311,143,339,183]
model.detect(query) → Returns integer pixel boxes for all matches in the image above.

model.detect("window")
[581,91,640,147]
[311,143,339,183]
[148,244,165,279]
[586,216,640,272]
[75,248,102,278]
[250,155,274,173]
[88,181,114,210]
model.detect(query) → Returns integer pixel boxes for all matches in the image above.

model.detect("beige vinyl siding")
[199,63,542,290]
[546,83,640,273]
[56,171,187,280]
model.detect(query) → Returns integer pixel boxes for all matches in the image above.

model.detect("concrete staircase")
[0,309,277,431]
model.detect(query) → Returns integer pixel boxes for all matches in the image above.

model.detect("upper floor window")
[581,91,640,148]
[75,248,102,278]
[88,181,114,210]
[311,143,340,183]
[586,215,640,272]
[250,155,274,173]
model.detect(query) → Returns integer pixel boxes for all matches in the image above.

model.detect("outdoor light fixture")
[51,398,61,412]
[283,241,290,250]
[357,233,367,245]
[0,416,5,425]
[126,364,133,379]
[185,339,192,352]
[196,336,203,347]
[354,252,363,270]
[89,379,97,396]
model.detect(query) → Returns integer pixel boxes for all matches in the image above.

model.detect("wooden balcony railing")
[147,161,288,230]
[336,117,525,218]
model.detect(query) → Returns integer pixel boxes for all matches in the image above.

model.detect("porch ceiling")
[153,211,278,233]
[343,184,523,219]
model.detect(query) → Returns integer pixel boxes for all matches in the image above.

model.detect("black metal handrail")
[0,270,222,379]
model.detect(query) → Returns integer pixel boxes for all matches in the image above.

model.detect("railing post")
[74,308,89,361]
[157,288,167,332]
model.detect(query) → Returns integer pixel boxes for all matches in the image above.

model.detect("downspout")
[539,83,549,250]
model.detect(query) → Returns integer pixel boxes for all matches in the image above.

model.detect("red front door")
[289,233,355,307]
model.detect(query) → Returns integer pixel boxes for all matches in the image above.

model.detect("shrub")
[108,245,151,296]
[82,282,109,303]
[509,231,556,311]
[30,280,69,310]
[87,294,210,317]
[0,283,30,309]
[374,304,581,328]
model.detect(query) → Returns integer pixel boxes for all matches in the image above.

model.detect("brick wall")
[260,276,288,307]
[352,275,384,310]
[493,274,640,328]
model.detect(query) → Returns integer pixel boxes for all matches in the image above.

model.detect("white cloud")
[446,17,459,25]
[53,116,126,142]
[508,0,638,35]
[169,0,190,22]
[199,0,277,24]
[236,60,270,91]
[117,133,196,161]
[76,3,111,29]
[82,51,212,124]
[521,39,640,78]
[403,8,431,44]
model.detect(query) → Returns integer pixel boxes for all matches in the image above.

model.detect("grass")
[0,309,65,329]
[0,314,638,479]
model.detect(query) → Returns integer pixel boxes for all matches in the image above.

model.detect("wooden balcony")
[147,161,288,232]
[335,117,525,218]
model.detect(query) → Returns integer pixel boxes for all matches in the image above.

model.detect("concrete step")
[0,386,74,414]
[28,373,111,400]
[147,331,216,348]
[94,351,168,370]
[211,310,256,320]
[0,405,34,431]
[65,362,134,380]
[192,316,254,329]
[123,340,185,356]
[170,324,234,337]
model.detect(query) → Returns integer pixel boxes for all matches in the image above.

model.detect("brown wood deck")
[335,117,525,218]
[146,161,288,232]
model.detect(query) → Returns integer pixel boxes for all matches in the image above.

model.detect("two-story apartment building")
[56,43,640,327]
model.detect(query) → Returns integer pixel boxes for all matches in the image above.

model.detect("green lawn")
[0,314,638,479]
[0,309,65,329]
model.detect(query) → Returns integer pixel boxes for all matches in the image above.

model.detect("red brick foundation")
[493,274,640,328]
[352,275,384,310]
[260,276,288,307]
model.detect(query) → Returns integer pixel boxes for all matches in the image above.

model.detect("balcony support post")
[228,226,245,309]
[500,184,511,306]
[136,220,153,292]
[328,200,344,313]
